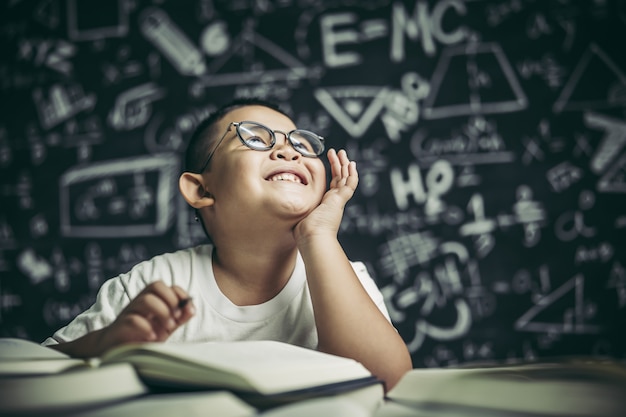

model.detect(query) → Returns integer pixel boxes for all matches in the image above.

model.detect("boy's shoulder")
[153,244,211,259]
[157,244,213,261]
[127,244,213,276]
[105,244,214,294]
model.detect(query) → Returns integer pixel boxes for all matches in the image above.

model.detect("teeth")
[269,173,302,183]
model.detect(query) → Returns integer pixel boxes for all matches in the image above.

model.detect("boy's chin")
[274,198,318,216]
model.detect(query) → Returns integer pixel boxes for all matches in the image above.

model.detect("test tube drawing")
[139,8,206,76]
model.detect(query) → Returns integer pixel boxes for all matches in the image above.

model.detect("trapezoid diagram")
[422,42,527,119]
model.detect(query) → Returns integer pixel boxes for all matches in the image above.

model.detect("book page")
[0,338,71,360]
[387,364,626,417]
[101,340,373,394]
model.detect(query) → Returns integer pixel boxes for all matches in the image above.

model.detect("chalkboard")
[1,0,625,368]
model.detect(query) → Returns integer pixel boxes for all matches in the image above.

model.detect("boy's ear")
[179,172,215,208]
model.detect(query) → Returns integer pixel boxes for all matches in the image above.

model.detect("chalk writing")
[1,0,624,367]
[59,154,178,238]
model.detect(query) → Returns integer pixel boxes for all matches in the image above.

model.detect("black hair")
[184,97,291,173]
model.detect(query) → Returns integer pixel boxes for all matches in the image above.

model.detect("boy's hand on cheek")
[97,281,195,353]
[294,149,358,243]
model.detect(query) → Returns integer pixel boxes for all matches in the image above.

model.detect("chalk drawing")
[140,8,206,76]
[144,106,213,154]
[344,139,388,196]
[547,161,584,193]
[200,21,231,56]
[378,230,440,283]
[521,136,545,165]
[32,84,96,130]
[553,43,626,113]
[59,154,178,238]
[391,0,468,61]
[390,160,454,211]
[423,42,527,119]
[0,282,22,322]
[341,203,424,236]
[459,193,496,236]
[512,185,546,247]
[574,242,613,265]
[16,248,53,285]
[194,19,312,87]
[606,261,626,308]
[412,116,515,166]
[108,82,166,131]
[407,299,472,352]
[18,39,76,76]
[554,190,597,242]
[101,48,145,86]
[515,274,602,334]
[315,86,389,138]
[517,53,566,89]
[381,89,420,143]
[597,153,626,193]
[584,111,626,175]
[67,0,129,41]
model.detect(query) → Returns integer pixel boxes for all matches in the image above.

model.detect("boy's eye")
[291,139,311,152]
[246,136,265,143]
[246,136,268,147]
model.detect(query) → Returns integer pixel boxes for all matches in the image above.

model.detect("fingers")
[171,285,196,323]
[114,313,160,342]
[327,148,358,191]
[115,281,195,343]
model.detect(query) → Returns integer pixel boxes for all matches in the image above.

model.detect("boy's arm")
[294,149,412,391]
[49,281,195,358]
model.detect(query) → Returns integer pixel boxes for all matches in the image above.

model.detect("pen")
[178,297,192,308]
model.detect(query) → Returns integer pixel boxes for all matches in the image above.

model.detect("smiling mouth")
[267,173,304,184]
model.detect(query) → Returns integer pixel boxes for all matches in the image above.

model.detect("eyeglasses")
[199,121,325,172]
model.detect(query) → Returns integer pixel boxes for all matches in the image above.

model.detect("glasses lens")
[238,122,274,150]
[289,130,325,156]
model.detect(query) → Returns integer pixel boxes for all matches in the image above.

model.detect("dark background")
[1,0,625,368]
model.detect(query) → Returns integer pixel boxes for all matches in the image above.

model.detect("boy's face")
[204,105,327,224]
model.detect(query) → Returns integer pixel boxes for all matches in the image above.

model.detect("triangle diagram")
[553,43,626,113]
[515,274,602,334]
[597,152,626,192]
[607,261,626,290]
[200,27,309,87]
[314,87,389,138]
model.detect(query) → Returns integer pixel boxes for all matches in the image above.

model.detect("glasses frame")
[198,121,325,173]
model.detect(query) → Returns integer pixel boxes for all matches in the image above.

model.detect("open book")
[384,358,626,417]
[0,337,85,376]
[0,338,383,413]
[97,339,382,407]
[0,338,148,414]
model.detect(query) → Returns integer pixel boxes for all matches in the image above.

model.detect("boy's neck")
[211,243,298,306]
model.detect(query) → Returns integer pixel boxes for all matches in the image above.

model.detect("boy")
[43,98,412,389]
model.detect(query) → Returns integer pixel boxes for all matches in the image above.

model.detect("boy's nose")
[272,132,300,160]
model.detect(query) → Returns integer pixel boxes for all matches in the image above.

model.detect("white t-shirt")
[42,244,391,349]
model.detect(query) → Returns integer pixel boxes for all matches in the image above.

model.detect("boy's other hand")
[97,281,195,352]
[294,148,358,243]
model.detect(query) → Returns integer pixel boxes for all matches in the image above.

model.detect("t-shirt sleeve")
[350,261,393,323]
[41,248,199,346]
[41,256,171,346]
[41,273,134,346]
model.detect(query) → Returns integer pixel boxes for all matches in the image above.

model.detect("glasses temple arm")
[199,123,234,173]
